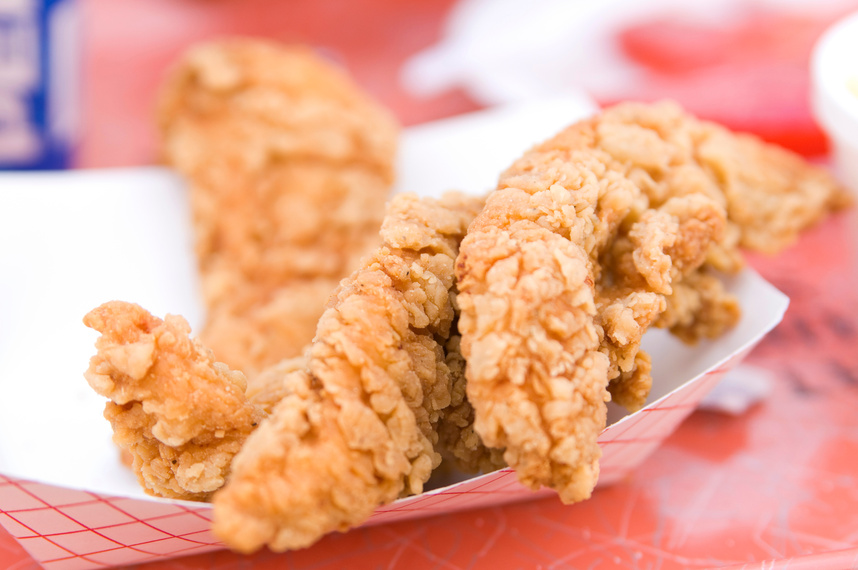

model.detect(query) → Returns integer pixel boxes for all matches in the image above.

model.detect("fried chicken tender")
[211,192,490,553]
[83,302,263,501]
[158,39,398,377]
[457,186,623,505]
[456,101,849,504]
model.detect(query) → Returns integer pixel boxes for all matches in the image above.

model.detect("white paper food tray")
[0,100,789,569]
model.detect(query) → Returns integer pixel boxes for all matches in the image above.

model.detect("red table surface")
[3,1,858,568]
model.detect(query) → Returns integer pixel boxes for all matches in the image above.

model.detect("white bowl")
[811,10,858,195]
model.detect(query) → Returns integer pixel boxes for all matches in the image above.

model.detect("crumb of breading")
[83,302,263,501]
[158,39,399,377]
[211,192,491,553]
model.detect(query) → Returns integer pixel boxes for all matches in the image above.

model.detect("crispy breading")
[198,280,338,379]
[244,355,308,416]
[597,194,726,387]
[457,189,617,504]
[211,192,490,552]
[83,302,263,501]
[654,270,742,344]
[594,101,850,263]
[435,335,507,474]
[158,39,399,377]
[456,100,849,504]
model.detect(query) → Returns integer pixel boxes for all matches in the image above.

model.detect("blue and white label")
[0,0,79,170]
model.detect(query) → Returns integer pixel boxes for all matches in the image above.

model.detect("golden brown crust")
[83,302,263,501]
[158,39,399,377]
[211,192,488,553]
[435,335,507,474]
[455,100,849,503]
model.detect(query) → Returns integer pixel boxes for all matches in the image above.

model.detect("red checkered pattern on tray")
[0,350,749,569]
[0,476,220,569]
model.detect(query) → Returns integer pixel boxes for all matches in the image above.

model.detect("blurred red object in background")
[615,4,858,156]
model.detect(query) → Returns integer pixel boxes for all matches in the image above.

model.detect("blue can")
[0,0,79,170]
